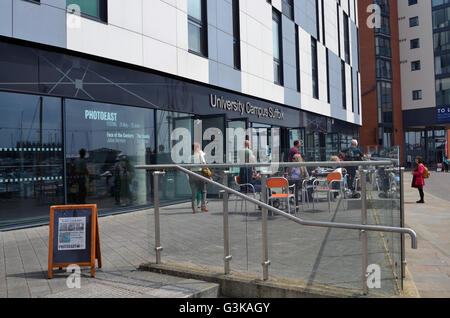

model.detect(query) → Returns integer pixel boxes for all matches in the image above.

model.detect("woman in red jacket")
[412,156,425,204]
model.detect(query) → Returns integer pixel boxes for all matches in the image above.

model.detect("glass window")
[375,36,392,57]
[436,77,450,105]
[67,0,107,21]
[343,12,350,64]
[155,110,194,204]
[434,30,450,52]
[232,0,241,70]
[273,10,283,85]
[433,6,450,29]
[281,0,294,19]
[435,53,450,75]
[312,37,319,99]
[409,16,419,27]
[65,99,155,214]
[188,0,208,57]
[0,92,63,229]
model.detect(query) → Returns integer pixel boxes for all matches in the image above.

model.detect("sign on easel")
[48,204,102,279]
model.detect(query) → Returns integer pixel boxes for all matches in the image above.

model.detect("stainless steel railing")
[136,161,417,296]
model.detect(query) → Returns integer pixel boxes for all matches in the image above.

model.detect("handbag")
[202,167,212,179]
[411,175,417,188]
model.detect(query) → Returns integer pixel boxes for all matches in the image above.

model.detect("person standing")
[412,156,426,204]
[340,139,365,197]
[74,148,89,204]
[288,140,302,162]
[290,154,310,208]
[189,143,208,213]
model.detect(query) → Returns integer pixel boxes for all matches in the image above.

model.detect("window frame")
[66,0,108,24]
[187,0,209,58]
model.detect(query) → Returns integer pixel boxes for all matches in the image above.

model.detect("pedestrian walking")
[412,156,426,204]
[189,142,208,213]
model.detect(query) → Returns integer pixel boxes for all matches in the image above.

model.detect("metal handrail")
[171,165,417,249]
[135,160,394,170]
[138,162,417,295]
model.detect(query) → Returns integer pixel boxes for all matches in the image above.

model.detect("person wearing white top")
[190,143,207,213]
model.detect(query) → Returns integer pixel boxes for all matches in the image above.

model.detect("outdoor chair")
[266,177,296,215]
[311,171,344,213]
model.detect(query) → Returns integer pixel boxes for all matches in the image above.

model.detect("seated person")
[238,166,261,193]
[330,156,344,198]
[290,154,312,204]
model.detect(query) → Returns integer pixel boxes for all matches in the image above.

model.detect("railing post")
[153,171,165,264]
[360,168,369,295]
[260,173,270,281]
[400,167,406,280]
[222,171,232,275]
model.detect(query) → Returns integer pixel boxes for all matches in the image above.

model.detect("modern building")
[0,0,361,230]
[359,0,450,166]
[399,0,450,166]
[358,0,404,161]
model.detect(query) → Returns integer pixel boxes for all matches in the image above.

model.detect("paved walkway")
[0,211,218,298]
[1,170,449,298]
[404,171,450,298]
[1,192,405,297]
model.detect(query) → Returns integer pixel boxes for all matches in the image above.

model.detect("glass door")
[286,127,305,160]
[169,115,194,201]
[195,114,226,164]
[306,131,326,162]
[227,118,248,166]
[194,114,226,197]
[326,133,339,161]
[251,123,273,164]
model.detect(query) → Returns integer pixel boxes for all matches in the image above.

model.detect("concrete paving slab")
[403,172,450,298]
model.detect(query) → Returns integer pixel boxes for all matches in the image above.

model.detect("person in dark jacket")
[412,156,426,204]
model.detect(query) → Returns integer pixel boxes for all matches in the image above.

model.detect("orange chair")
[267,177,296,215]
[311,171,343,213]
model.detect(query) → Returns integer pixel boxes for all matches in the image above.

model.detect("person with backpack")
[412,156,428,204]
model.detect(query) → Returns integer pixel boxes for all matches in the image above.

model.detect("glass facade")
[433,1,450,108]
[65,99,155,211]
[0,92,63,229]
[405,129,447,167]
[0,40,360,229]
[373,0,394,149]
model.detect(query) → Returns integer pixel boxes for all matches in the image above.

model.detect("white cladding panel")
[0,0,361,125]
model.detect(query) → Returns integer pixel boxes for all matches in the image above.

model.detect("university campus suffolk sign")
[209,94,285,120]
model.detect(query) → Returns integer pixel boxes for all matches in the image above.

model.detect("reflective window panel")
[0,91,63,229]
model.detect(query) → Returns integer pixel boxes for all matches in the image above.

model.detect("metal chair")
[233,175,258,212]
[266,177,296,215]
[311,171,344,213]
